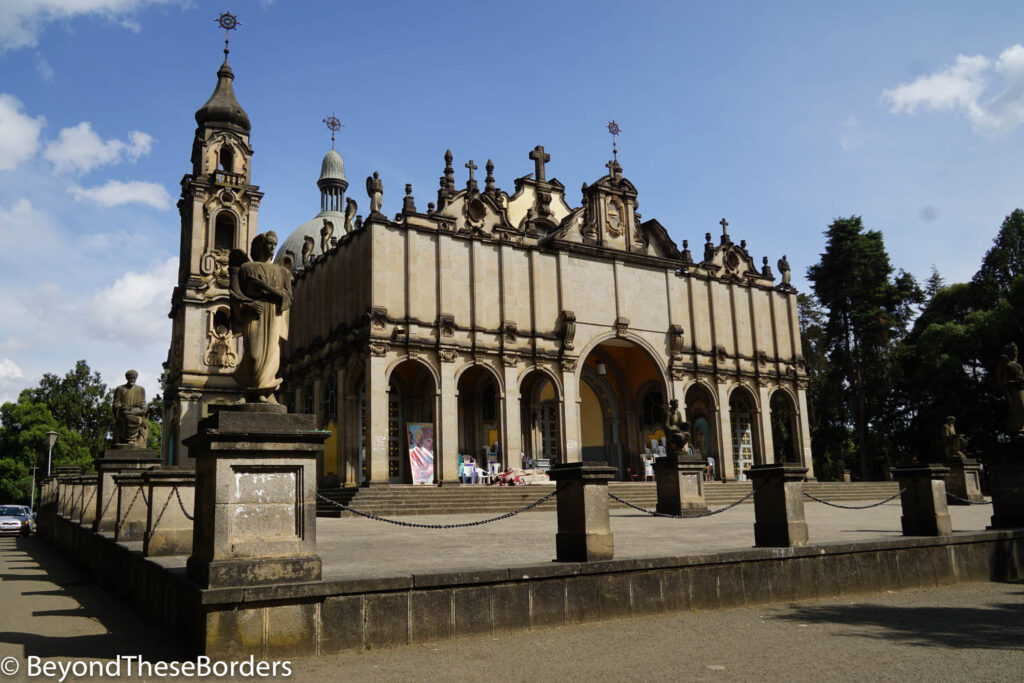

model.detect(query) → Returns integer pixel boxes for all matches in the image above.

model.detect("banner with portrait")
[406,423,435,485]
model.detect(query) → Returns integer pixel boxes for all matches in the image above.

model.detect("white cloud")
[0,94,46,171]
[839,115,862,151]
[84,257,177,346]
[0,357,26,405]
[0,0,176,53]
[883,45,1024,134]
[69,180,173,209]
[0,198,59,254]
[0,358,24,382]
[35,53,54,81]
[44,122,155,174]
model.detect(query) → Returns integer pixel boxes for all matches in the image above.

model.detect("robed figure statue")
[229,231,292,403]
[112,369,148,446]
[663,398,691,458]
[996,342,1024,436]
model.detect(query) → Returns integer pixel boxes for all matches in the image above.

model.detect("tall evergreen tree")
[806,217,922,479]
[972,209,1024,300]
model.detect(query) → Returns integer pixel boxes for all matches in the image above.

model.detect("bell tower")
[163,13,263,465]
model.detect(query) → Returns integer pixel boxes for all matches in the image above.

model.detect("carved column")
[716,383,734,480]
[757,384,775,465]
[438,356,460,485]
[560,361,582,463]
[365,353,390,485]
[502,361,522,467]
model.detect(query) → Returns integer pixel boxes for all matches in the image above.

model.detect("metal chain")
[802,488,905,509]
[174,486,195,520]
[951,486,1023,506]
[945,491,991,505]
[98,489,116,520]
[606,487,758,519]
[315,484,567,529]
[151,488,173,531]
[82,486,96,514]
[118,487,141,528]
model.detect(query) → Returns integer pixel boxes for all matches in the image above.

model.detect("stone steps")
[315,481,899,518]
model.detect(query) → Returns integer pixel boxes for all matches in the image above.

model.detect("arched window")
[640,388,664,430]
[219,146,234,173]
[214,212,235,251]
[321,376,338,426]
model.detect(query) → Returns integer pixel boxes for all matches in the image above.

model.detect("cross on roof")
[720,218,729,233]
[529,145,550,183]
[465,159,477,182]
[606,159,621,180]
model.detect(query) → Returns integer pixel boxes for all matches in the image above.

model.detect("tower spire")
[215,11,239,62]
[607,120,621,163]
[323,114,343,150]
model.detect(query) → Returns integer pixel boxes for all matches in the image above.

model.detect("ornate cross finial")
[607,120,621,162]
[465,159,477,182]
[529,145,550,183]
[322,113,343,149]
[215,12,240,59]
[720,217,729,233]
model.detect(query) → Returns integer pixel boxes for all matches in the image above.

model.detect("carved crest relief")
[668,324,685,361]
[561,310,576,351]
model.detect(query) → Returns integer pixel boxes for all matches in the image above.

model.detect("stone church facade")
[165,51,814,485]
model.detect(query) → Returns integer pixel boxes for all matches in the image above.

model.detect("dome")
[275,210,346,269]
[195,61,251,133]
[320,149,346,183]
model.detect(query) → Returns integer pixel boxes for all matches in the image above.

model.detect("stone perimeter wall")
[40,507,1024,659]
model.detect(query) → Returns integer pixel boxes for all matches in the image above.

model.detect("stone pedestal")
[77,474,99,526]
[94,447,161,533]
[653,454,708,516]
[185,406,328,588]
[114,471,149,542]
[54,466,81,518]
[68,476,84,521]
[984,445,1024,529]
[748,464,809,547]
[944,458,984,505]
[549,462,616,562]
[143,468,196,557]
[891,464,952,537]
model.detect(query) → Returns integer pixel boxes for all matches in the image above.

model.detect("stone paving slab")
[315,498,995,580]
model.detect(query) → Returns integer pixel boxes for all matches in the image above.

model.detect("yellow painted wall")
[580,381,605,448]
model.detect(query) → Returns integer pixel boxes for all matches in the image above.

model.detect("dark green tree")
[972,209,1024,300]
[26,360,112,460]
[806,217,922,479]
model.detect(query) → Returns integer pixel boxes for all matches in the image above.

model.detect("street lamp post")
[29,464,37,511]
[45,430,58,476]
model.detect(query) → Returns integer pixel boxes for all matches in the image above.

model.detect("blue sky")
[2,0,1024,403]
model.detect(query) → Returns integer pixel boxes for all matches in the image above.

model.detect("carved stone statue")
[112,370,148,446]
[229,231,292,403]
[996,342,1024,436]
[663,398,691,457]
[778,255,792,286]
[344,197,358,233]
[320,219,334,254]
[366,171,383,215]
[943,416,966,461]
[301,235,314,268]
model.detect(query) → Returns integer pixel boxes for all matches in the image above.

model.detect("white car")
[0,505,33,536]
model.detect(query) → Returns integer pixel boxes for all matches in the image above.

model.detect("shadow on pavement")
[772,586,1024,650]
[0,535,186,662]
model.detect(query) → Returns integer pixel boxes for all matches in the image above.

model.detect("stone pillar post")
[93,447,160,533]
[502,363,522,469]
[891,464,953,536]
[68,476,84,521]
[77,474,99,526]
[54,466,80,518]
[654,454,708,516]
[944,458,984,505]
[185,406,327,588]
[748,463,809,547]
[756,385,775,465]
[114,471,150,542]
[795,388,816,479]
[438,357,460,485]
[716,384,734,480]
[143,467,196,557]
[983,446,1024,529]
[548,462,616,561]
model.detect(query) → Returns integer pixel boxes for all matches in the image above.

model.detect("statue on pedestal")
[942,416,966,461]
[663,398,691,457]
[229,231,292,403]
[112,370,148,446]
[366,171,383,215]
[996,342,1024,436]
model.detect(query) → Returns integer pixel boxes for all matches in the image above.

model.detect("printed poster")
[406,423,435,485]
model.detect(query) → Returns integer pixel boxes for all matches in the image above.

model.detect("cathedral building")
[165,47,814,486]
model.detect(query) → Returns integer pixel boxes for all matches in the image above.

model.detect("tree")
[26,360,112,460]
[924,265,946,304]
[806,217,922,479]
[972,209,1024,300]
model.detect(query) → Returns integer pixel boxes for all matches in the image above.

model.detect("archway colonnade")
[286,334,812,487]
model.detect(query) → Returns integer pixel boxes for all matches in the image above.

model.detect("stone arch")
[457,362,505,468]
[386,357,439,485]
[384,354,440,391]
[684,381,719,480]
[575,331,670,386]
[454,358,505,396]
[519,367,562,467]
[728,383,762,478]
[515,363,562,398]
[768,386,800,464]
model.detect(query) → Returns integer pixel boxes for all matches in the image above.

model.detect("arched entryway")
[458,365,503,471]
[770,390,799,464]
[728,386,760,480]
[520,369,561,468]
[580,338,668,481]
[685,383,718,480]
[386,359,437,484]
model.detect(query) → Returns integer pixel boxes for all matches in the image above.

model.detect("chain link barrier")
[801,488,905,509]
[117,487,141,528]
[946,486,1022,506]
[606,485,759,519]
[174,486,195,520]
[151,488,173,531]
[315,484,568,529]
